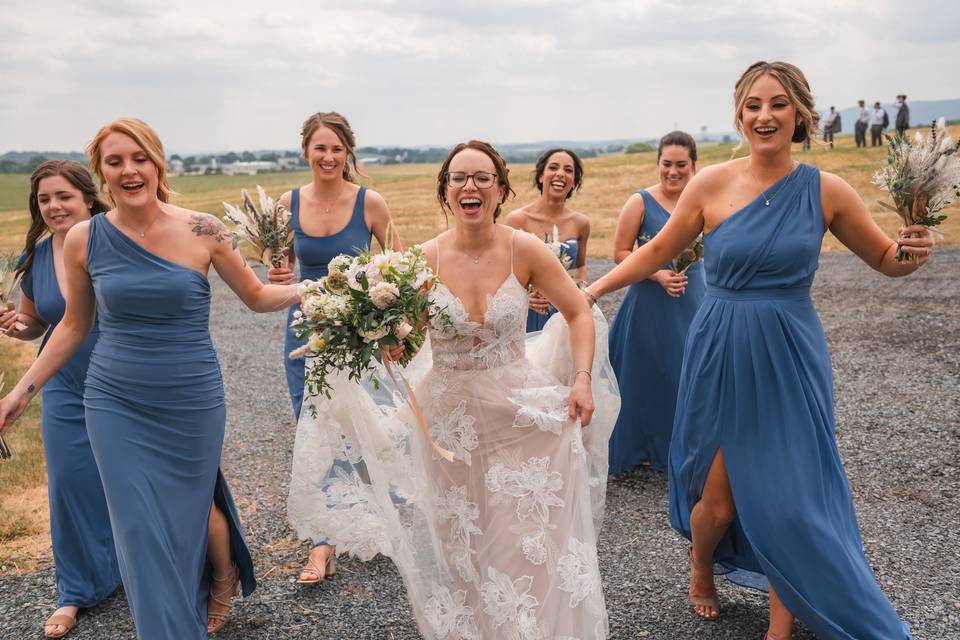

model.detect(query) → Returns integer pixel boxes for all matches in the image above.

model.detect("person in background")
[606,131,705,475]
[822,106,839,149]
[855,99,869,148]
[869,101,888,146]
[895,94,910,139]
[502,148,590,332]
[268,111,400,586]
[2,161,121,639]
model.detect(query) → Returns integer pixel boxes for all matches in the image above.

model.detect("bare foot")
[688,547,720,620]
[44,605,78,638]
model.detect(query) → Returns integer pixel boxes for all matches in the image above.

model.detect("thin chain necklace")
[749,161,798,206]
[315,182,346,214]
[117,212,161,238]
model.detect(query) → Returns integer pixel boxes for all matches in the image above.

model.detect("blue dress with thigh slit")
[82,214,255,640]
[668,164,910,638]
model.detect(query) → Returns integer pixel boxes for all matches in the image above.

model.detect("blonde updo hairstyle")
[300,111,365,183]
[87,118,172,205]
[733,61,820,150]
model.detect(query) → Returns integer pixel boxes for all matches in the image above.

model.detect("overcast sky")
[2,0,957,155]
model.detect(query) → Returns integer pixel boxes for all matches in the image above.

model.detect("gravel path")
[1,249,958,639]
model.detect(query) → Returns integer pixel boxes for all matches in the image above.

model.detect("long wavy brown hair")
[15,160,110,279]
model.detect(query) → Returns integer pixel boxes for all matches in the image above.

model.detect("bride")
[286,140,620,639]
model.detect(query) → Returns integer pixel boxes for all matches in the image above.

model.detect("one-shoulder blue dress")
[607,191,705,473]
[82,215,255,640]
[283,186,371,420]
[525,238,579,333]
[20,236,120,608]
[668,164,910,638]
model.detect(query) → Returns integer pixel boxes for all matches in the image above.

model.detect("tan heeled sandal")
[43,609,78,639]
[687,546,720,621]
[207,565,239,635]
[764,633,791,640]
[297,545,337,584]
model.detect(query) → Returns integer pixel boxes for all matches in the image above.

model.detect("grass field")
[1,128,958,257]
[0,128,957,565]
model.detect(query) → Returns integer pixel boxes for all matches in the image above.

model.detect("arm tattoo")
[27,383,35,394]
[189,213,239,250]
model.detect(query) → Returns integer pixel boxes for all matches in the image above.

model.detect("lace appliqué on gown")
[288,260,620,639]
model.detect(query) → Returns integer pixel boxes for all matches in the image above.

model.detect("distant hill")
[831,99,960,133]
[0,151,86,164]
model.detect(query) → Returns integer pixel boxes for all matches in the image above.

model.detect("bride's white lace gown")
[288,234,620,639]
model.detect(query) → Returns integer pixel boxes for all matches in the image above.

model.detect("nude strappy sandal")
[297,547,337,585]
[207,565,239,635]
[43,610,77,639]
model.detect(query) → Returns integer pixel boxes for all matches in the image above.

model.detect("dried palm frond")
[873,118,960,260]
[223,186,294,268]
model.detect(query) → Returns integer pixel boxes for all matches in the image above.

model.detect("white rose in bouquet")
[328,254,353,274]
[358,324,390,341]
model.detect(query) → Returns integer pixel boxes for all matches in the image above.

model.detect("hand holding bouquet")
[223,186,294,268]
[873,118,960,262]
[1,254,26,334]
[291,246,453,399]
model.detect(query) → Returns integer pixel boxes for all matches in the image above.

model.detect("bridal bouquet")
[291,246,452,399]
[222,186,294,268]
[1,254,26,334]
[544,225,574,270]
[873,118,960,261]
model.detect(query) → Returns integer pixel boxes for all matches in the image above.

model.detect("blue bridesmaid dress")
[283,186,371,420]
[82,215,255,640]
[19,237,121,608]
[607,191,705,473]
[668,164,910,638]
[525,238,578,333]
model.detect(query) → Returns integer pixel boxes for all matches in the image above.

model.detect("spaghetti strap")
[509,228,517,276]
[434,238,442,278]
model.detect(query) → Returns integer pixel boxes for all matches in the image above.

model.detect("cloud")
[1,0,957,153]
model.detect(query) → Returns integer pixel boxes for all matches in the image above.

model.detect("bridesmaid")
[585,61,928,639]
[503,148,590,332]
[607,132,705,474]
[0,118,300,640]
[265,111,398,584]
[1,161,120,639]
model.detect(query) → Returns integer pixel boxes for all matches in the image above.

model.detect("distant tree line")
[357,144,630,164]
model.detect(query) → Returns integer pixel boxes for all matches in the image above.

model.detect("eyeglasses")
[446,171,498,189]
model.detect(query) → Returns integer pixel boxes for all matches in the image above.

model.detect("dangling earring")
[791,121,807,143]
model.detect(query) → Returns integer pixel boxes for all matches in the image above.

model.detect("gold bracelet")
[585,290,598,306]
[574,369,592,380]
